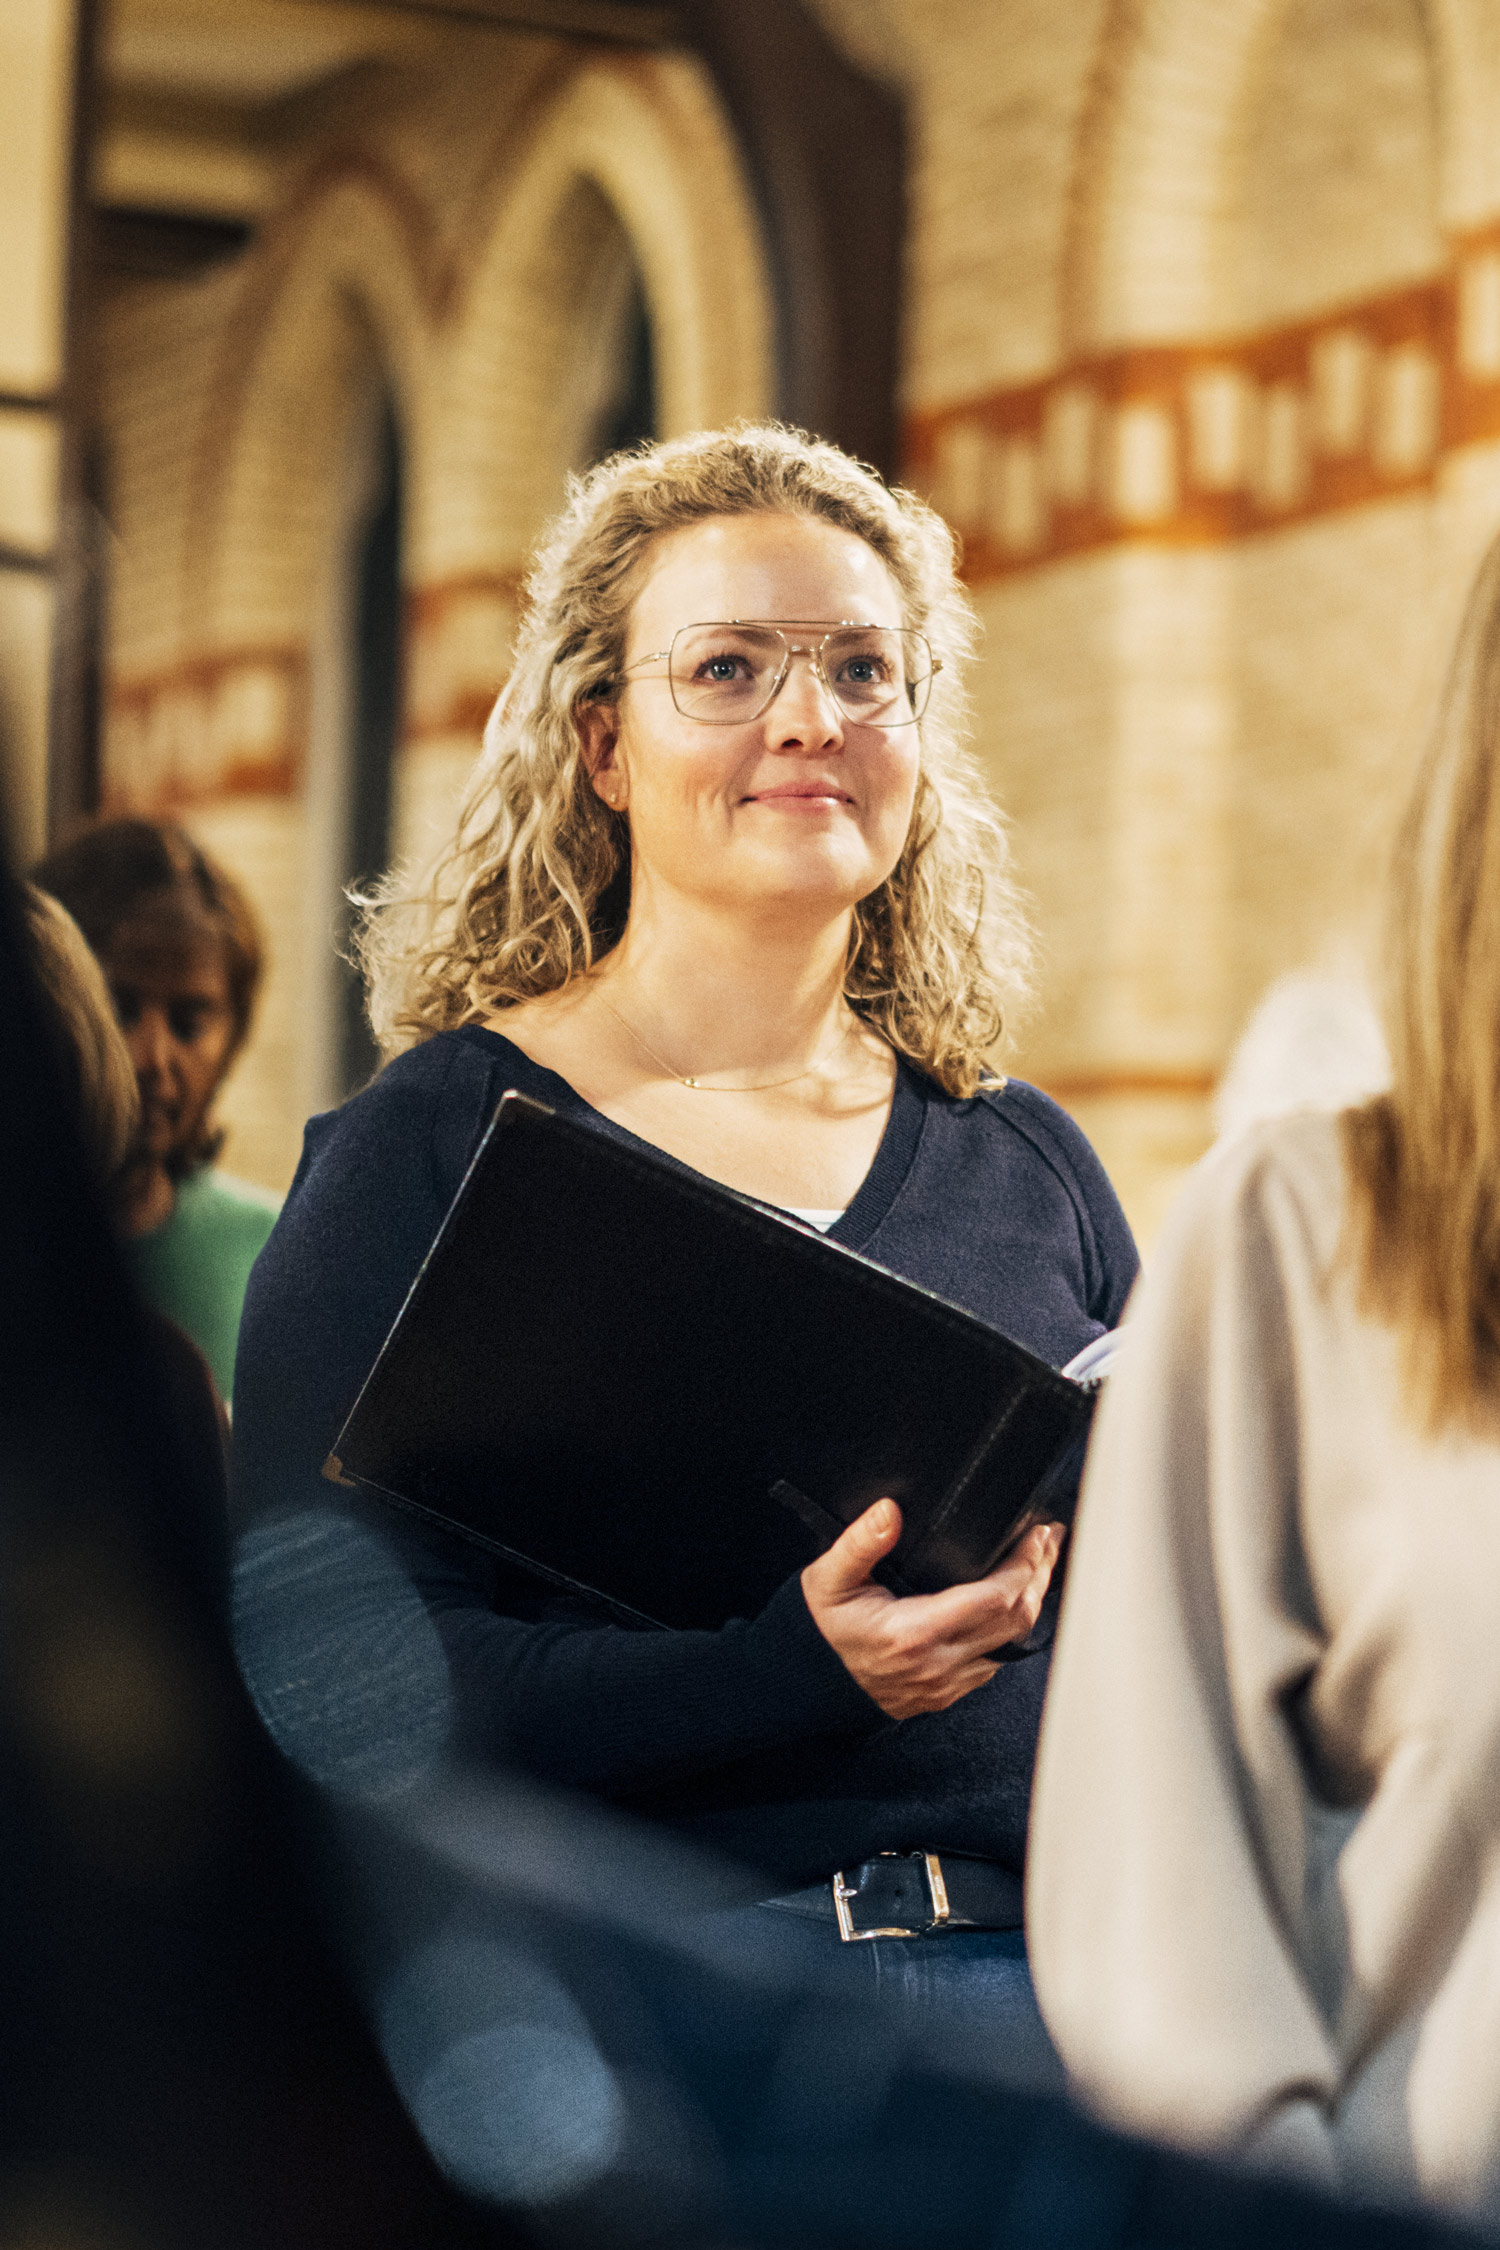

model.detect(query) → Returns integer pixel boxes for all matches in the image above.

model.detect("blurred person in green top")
[33,818,279,1401]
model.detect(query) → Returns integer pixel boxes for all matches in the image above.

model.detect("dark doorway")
[340,392,402,1098]
[590,263,658,463]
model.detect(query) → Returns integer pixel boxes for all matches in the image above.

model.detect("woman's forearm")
[432,1567,885,1794]
[233,1494,885,1803]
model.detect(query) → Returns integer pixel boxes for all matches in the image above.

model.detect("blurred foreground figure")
[34,817,278,1399]
[1031,527,1500,2218]
[17,880,228,1517]
[0,866,503,2246]
[1212,970,1389,1142]
[19,883,141,1194]
[0,859,1480,2248]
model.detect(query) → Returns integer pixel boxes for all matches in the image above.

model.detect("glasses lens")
[666,625,935,725]
[669,626,787,721]
[823,629,931,724]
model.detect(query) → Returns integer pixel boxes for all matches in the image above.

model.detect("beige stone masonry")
[904,255,1500,582]
[96,35,774,1189]
[91,0,1500,1236]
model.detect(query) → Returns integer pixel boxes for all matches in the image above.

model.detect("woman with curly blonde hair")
[233,424,1135,2054]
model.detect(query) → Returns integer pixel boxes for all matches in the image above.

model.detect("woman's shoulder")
[974,1076,1109,1183]
[971,1076,1137,1258]
[309,1025,519,1138]
[1157,1105,1351,1281]
[245,1030,530,1340]
[1190,1101,1346,1201]
[896,1071,1138,1326]
[291,1026,525,1210]
[350,1023,514,1102]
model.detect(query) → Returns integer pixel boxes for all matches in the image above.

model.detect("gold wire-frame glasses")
[619,621,940,727]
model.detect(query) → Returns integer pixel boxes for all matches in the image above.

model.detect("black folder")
[325,1091,1098,1633]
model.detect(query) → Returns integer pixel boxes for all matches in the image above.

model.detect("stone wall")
[96,0,1500,1241]
[0,0,77,863]
[810,0,1500,1238]
[96,27,772,1190]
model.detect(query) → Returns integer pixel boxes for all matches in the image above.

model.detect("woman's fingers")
[802,1506,1064,1717]
[988,1520,1065,1581]
[879,1655,1003,1721]
[801,1497,902,1606]
[889,1525,1063,1654]
[938,1659,1003,1706]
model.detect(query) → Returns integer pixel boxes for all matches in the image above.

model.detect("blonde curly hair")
[359,422,1032,1097]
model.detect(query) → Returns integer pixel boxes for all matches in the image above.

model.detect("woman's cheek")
[872,741,921,831]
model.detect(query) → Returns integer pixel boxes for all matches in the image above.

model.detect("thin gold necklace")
[599,991,857,1092]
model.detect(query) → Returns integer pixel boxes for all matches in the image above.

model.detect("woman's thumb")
[806,1498,902,1600]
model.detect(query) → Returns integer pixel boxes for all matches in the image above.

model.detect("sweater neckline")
[450,1023,926,1253]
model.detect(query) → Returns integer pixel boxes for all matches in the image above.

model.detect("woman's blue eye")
[699,654,750,681]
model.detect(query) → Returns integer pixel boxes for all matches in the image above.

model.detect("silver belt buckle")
[831,1850,952,1942]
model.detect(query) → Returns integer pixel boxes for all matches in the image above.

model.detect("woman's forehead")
[627,514,903,646]
[102,900,230,991]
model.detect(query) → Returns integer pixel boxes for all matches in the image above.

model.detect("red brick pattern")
[103,647,308,813]
[905,232,1500,580]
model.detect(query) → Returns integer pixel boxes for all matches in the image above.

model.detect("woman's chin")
[727,833,881,906]
[137,1121,180,1163]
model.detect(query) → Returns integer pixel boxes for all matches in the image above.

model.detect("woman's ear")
[577,700,627,812]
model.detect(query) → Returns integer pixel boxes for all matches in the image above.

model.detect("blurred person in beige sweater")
[1028,526,1500,2221]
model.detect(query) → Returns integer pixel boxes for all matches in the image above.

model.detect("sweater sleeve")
[229,1042,882,1811]
[1026,1130,1338,2159]
[235,1498,879,1802]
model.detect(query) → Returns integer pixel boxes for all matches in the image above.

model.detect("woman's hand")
[801,1500,1064,1720]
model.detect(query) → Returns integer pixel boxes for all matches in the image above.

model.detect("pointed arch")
[186,166,433,654]
[1064,0,1293,351]
[1063,0,1463,354]
[421,49,773,586]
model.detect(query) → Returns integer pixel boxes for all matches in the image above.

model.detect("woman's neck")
[595,896,855,1081]
[116,1157,176,1239]
[485,892,894,1208]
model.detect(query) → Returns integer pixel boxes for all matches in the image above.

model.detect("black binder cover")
[325,1092,1095,1633]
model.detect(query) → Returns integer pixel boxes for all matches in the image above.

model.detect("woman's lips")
[747,784,852,805]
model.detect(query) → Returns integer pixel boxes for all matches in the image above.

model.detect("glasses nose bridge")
[765,634,837,716]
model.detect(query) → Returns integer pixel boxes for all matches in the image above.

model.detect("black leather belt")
[765,1851,1025,1942]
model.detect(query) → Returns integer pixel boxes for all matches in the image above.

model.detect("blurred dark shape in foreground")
[0,856,504,2246]
[0,852,1486,2250]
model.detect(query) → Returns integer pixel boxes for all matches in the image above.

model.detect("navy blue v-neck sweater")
[230,1027,1137,1888]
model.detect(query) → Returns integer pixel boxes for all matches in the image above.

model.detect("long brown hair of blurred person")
[1344,528,1500,1432]
[19,882,141,1198]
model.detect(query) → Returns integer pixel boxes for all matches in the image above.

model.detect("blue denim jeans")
[733,1903,1065,2092]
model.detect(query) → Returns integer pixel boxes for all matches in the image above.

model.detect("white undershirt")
[781,1207,846,1232]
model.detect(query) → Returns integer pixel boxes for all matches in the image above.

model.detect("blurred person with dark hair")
[1029,524,1500,2219]
[33,817,279,1402]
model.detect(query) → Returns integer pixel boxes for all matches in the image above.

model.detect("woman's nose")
[131,1006,175,1079]
[766,650,845,741]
